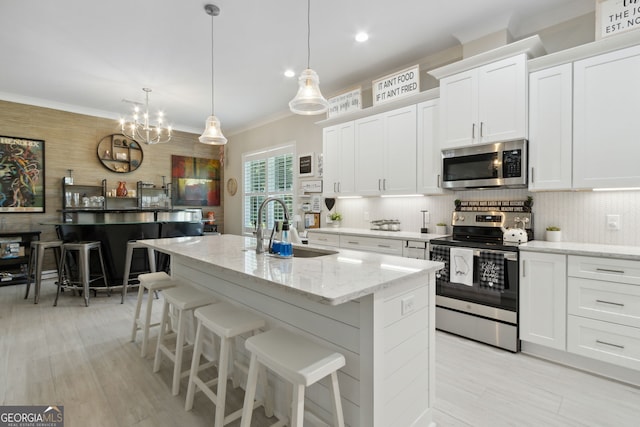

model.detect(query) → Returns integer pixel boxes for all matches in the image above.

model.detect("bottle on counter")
[280,221,292,257]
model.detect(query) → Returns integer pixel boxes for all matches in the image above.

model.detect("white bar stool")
[24,240,63,304]
[240,328,346,427]
[185,302,270,427]
[121,240,157,303]
[54,241,109,307]
[130,272,175,358]
[153,286,218,396]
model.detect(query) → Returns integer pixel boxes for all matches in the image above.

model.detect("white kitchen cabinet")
[528,64,573,190]
[355,105,417,195]
[567,255,640,370]
[439,54,527,149]
[416,99,444,194]
[339,234,404,256]
[322,122,355,197]
[519,251,567,350]
[306,231,340,248]
[573,44,640,189]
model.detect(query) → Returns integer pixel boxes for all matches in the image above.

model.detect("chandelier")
[120,87,172,145]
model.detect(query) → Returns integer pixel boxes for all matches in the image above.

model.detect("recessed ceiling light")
[355,32,369,43]
[284,69,296,78]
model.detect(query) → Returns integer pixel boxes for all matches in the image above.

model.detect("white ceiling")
[0,0,594,136]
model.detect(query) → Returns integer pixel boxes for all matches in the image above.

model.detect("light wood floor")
[2,282,639,427]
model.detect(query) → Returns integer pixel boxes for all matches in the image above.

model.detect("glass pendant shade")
[289,68,329,115]
[198,115,227,145]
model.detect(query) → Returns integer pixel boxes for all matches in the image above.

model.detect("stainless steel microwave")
[441,140,527,190]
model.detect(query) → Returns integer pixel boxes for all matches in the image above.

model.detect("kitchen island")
[141,233,443,427]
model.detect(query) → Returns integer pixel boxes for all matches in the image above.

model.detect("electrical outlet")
[401,295,415,315]
[606,214,621,231]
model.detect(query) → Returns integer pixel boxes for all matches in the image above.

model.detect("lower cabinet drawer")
[568,277,640,328]
[307,232,340,247]
[568,315,640,371]
[339,235,403,256]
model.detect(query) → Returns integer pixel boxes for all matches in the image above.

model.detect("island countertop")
[140,233,443,305]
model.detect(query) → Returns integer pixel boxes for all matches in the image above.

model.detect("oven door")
[431,245,518,314]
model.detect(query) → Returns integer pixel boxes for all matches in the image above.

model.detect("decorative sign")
[372,65,420,106]
[298,153,314,177]
[300,180,322,193]
[597,0,640,39]
[327,87,362,118]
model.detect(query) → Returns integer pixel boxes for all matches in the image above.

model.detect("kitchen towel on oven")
[431,246,449,282]
[479,251,505,291]
[450,247,474,287]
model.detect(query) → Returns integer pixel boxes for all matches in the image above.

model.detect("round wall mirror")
[97,134,143,173]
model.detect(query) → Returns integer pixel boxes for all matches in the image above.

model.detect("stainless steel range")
[429,210,533,352]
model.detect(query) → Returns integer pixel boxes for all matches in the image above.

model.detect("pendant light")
[199,4,227,145]
[289,0,329,115]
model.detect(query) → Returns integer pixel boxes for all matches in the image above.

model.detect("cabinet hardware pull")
[383,179,387,191]
[378,179,382,191]
[337,182,341,193]
[480,122,484,137]
[595,299,625,307]
[472,123,476,139]
[522,260,526,277]
[347,241,359,245]
[437,174,441,188]
[377,244,391,248]
[531,167,534,183]
[596,340,625,350]
[596,268,625,274]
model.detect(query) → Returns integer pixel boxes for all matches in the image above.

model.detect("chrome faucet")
[255,197,290,254]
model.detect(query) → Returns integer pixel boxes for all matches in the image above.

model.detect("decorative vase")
[436,225,448,234]
[331,220,341,228]
[546,230,561,242]
[116,181,128,197]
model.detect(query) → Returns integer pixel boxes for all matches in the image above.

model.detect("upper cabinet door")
[384,105,417,195]
[478,54,527,143]
[354,113,386,196]
[529,63,573,191]
[440,69,477,149]
[416,99,443,194]
[573,44,640,189]
[439,54,527,149]
[322,122,355,197]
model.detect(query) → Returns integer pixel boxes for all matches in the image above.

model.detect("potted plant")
[454,199,462,211]
[329,212,342,227]
[524,195,534,211]
[436,222,448,234]
[546,226,561,242]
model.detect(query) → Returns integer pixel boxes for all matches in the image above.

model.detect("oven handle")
[430,244,517,261]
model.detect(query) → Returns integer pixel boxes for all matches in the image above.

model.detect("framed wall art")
[0,136,45,213]
[298,153,314,177]
[171,155,221,206]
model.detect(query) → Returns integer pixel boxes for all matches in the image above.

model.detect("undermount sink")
[291,246,338,258]
[246,245,338,258]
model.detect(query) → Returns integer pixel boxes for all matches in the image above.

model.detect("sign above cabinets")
[372,65,420,106]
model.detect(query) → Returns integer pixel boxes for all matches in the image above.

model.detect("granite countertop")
[520,240,640,261]
[140,234,443,305]
[308,227,449,242]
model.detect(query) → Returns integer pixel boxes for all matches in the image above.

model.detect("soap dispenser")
[280,221,293,257]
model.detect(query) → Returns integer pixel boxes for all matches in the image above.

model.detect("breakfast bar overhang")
[141,234,442,427]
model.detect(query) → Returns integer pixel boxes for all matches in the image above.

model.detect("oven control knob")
[454,214,465,222]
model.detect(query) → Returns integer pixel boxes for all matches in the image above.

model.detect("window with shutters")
[242,144,295,235]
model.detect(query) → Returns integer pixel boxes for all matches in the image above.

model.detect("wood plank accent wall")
[0,99,224,244]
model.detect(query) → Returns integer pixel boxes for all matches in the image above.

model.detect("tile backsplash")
[328,189,640,246]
